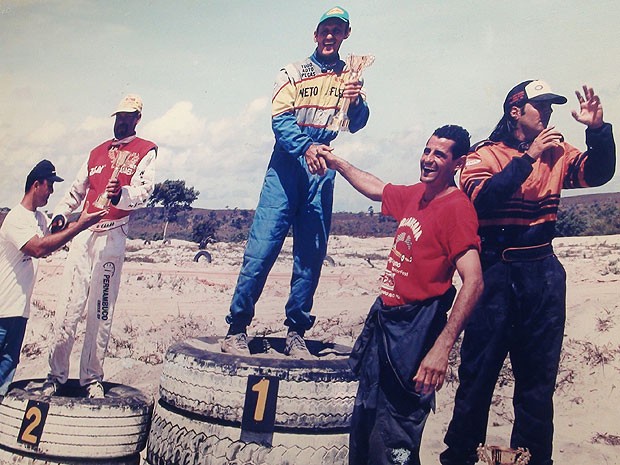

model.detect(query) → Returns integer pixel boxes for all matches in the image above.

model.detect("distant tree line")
[128,208,398,245]
[556,201,620,237]
[1,190,618,245]
[129,199,620,245]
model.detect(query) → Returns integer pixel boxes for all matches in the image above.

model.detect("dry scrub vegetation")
[13,234,620,464]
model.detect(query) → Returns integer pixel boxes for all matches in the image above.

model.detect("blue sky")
[1,0,619,213]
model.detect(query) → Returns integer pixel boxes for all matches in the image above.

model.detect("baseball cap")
[27,159,64,183]
[503,80,567,114]
[318,6,350,26]
[111,94,143,116]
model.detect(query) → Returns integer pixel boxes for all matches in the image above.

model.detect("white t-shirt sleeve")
[0,205,47,318]
[3,207,44,250]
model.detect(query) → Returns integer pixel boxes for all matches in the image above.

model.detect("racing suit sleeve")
[346,92,370,134]
[113,149,157,211]
[271,68,314,157]
[52,160,90,218]
[563,122,616,188]
[460,150,534,216]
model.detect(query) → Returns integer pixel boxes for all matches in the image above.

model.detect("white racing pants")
[48,225,127,386]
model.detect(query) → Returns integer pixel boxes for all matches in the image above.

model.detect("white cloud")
[143,101,206,148]
[28,121,67,146]
[79,116,109,133]
[138,98,273,209]
[241,97,269,123]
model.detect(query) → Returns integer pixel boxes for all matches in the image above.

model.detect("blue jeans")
[0,316,28,395]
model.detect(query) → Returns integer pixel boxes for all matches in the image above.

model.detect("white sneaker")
[221,332,250,356]
[284,331,313,360]
[86,381,105,399]
[40,379,61,396]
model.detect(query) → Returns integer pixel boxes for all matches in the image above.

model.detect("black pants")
[350,365,431,465]
[349,290,455,465]
[441,255,566,465]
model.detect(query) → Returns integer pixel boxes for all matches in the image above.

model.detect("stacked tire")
[146,336,358,465]
[0,380,153,465]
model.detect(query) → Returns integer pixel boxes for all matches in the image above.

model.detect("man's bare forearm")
[325,154,385,201]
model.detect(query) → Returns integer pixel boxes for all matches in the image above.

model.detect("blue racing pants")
[227,148,334,331]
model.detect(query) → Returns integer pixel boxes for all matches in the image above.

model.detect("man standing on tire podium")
[440,82,616,465]
[222,6,370,358]
[41,95,157,399]
[321,125,484,464]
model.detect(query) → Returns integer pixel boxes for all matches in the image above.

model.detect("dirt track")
[15,235,620,464]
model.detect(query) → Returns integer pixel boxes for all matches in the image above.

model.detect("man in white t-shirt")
[0,160,105,397]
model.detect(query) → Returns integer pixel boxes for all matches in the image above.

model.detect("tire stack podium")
[146,336,358,465]
[0,380,153,465]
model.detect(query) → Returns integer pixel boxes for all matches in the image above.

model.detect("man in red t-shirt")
[322,125,483,465]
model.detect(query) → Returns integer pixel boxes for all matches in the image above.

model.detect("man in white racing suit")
[42,94,157,398]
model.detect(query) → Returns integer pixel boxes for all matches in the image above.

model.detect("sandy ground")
[12,234,620,464]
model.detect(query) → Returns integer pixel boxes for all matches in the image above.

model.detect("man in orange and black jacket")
[440,80,616,465]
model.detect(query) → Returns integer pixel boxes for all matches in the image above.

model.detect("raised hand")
[76,201,108,229]
[343,80,363,103]
[105,178,122,204]
[528,126,564,160]
[571,85,604,129]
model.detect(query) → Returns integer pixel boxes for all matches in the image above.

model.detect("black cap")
[27,159,64,183]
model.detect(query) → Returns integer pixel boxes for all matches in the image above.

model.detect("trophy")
[93,149,131,209]
[477,444,531,465]
[326,53,375,132]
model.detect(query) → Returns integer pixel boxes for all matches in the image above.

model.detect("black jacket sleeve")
[581,123,616,187]
[472,156,533,215]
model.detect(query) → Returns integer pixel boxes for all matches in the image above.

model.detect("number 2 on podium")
[18,400,50,447]
[21,406,43,444]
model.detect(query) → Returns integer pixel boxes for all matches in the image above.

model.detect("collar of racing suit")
[501,134,530,153]
[111,135,137,147]
[311,50,345,73]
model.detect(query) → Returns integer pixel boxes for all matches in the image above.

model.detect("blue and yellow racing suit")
[227,50,370,332]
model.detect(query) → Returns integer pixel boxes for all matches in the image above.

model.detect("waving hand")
[571,85,603,129]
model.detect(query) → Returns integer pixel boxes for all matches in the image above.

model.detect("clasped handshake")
[304,144,338,176]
